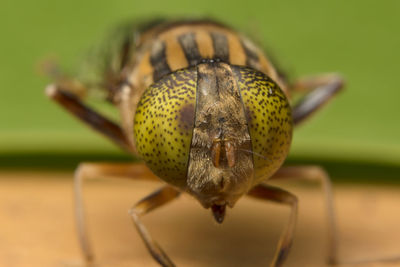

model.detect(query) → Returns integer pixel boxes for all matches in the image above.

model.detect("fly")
[46,19,345,267]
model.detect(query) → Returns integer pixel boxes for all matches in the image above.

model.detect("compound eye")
[234,67,293,183]
[134,68,197,188]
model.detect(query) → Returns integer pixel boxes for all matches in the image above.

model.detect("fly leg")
[247,184,298,267]
[45,83,135,152]
[270,166,338,264]
[74,162,159,263]
[291,74,344,125]
[129,186,181,267]
[270,166,400,266]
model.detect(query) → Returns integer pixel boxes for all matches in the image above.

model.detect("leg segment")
[45,84,134,152]
[74,162,159,262]
[129,186,180,267]
[247,184,298,267]
[271,166,400,266]
[291,74,344,126]
[270,166,338,264]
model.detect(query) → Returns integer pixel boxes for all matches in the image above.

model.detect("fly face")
[134,60,293,223]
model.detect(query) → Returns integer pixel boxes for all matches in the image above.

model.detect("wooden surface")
[1,171,400,267]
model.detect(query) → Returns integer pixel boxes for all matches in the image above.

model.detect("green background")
[1,0,399,180]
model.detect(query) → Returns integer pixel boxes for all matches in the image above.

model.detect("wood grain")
[1,171,400,267]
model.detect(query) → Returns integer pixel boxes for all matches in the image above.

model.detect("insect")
[46,19,344,266]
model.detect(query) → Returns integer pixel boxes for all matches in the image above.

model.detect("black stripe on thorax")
[150,40,171,81]
[210,32,229,62]
[178,32,202,66]
[240,38,259,69]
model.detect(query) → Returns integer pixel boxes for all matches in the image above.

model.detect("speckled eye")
[135,65,292,188]
[233,66,293,183]
[134,68,197,188]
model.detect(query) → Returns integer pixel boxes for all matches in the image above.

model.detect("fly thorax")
[187,62,254,209]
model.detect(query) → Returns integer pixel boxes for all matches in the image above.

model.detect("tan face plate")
[187,62,254,208]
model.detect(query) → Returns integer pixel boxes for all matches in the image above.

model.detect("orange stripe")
[196,30,214,58]
[163,35,189,71]
[132,51,154,89]
[227,33,246,66]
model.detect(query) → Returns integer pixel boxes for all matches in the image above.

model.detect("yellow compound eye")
[134,68,197,188]
[233,67,293,184]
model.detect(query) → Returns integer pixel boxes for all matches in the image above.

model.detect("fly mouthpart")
[211,204,226,224]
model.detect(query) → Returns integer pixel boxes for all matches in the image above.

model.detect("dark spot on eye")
[179,103,195,130]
